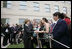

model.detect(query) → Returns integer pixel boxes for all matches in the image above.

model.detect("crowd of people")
[1,12,71,48]
[1,23,23,46]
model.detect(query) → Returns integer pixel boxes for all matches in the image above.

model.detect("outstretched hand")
[34,30,39,33]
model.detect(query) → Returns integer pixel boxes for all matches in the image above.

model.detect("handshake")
[34,30,39,33]
[34,30,44,33]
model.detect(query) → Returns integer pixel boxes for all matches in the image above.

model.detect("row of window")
[2,1,69,14]
[1,18,40,26]
[60,1,71,3]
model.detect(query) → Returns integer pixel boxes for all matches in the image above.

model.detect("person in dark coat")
[17,25,23,44]
[3,23,11,46]
[28,21,34,48]
[10,24,16,44]
[52,12,71,48]
[23,19,35,48]
[13,24,19,44]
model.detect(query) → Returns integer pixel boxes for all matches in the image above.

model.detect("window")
[45,4,50,12]
[19,19,25,27]
[54,5,59,12]
[3,1,7,8]
[63,7,67,14]
[6,18,9,24]
[3,1,12,8]
[20,1,27,10]
[67,1,71,4]
[7,1,12,8]
[33,2,40,11]
[61,1,65,3]
[19,19,25,24]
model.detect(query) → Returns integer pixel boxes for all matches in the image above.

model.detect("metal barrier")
[37,34,70,48]
[48,36,70,48]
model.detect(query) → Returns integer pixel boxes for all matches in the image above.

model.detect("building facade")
[1,1,71,26]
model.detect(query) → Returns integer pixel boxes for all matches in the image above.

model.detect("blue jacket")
[52,19,71,48]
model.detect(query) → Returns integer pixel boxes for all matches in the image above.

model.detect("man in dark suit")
[28,22,34,48]
[3,23,11,46]
[23,19,34,48]
[10,24,16,44]
[52,12,71,48]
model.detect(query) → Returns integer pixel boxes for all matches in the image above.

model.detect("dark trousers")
[13,33,17,44]
[23,38,33,48]
[31,39,34,48]
[3,34,10,46]
[33,37,38,45]
[10,33,17,44]
[10,33,14,44]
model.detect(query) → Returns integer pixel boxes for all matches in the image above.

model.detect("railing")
[37,34,70,48]
[48,36,70,48]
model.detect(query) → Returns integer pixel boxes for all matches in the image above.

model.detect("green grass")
[7,42,47,48]
[7,43,24,48]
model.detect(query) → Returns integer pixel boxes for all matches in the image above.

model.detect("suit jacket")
[4,26,11,35]
[52,19,71,48]
[23,24,34,39]
[10,27,15,33]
